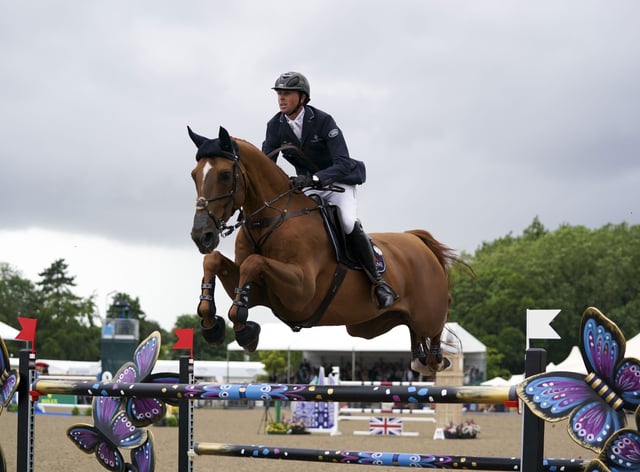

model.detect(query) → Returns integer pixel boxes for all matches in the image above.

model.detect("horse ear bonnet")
[188,125,239,161]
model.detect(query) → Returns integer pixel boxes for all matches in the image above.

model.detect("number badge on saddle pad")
[517,307,640,452]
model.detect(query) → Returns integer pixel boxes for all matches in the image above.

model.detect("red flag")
[173,328,194,358]
[16,317,37,353]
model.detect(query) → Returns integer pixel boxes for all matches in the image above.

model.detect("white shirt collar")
[286,107,305,140]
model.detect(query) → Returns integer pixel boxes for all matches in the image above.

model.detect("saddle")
[273,195,387,332]
[310,194,386,273]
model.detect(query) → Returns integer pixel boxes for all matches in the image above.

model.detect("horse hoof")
[200,316,226,346]
[410,358,433,376]
[235,321,261,352]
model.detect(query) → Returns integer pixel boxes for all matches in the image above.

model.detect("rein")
[266,144,320,173]
[242,190,320,252]
[196,152,322,248]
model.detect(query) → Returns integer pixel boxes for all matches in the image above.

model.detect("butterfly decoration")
[584,406,640,472]
[67,395,147,471]
[517,307,640,452]
[0,335,20,414]
[124,430,155,472]
[113,331,180,427]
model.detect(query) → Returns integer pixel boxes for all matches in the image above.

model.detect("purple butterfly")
[114,332,179,427]
[518,307,640,452]
[0,335,19,414]
[67,396,147,471]
[124,430,155,472]
[584,406,640,472]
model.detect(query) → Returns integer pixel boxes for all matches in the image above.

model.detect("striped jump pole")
[191,442,586,471]
[33,380,517,404]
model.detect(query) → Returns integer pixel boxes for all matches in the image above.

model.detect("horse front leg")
[197,251,240,347]
[229,280,262,352]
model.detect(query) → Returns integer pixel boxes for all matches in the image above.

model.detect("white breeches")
[305,184,358,234]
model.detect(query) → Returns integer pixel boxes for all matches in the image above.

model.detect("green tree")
[33,259,100,359]
[0,263,39,356]
[258,350,302,382]
[450,219,640,375]
[164,314,239,361]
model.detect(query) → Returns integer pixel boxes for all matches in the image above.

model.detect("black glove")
[290,174,315,189]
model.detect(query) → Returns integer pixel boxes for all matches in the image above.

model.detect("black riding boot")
[348,221,398,308]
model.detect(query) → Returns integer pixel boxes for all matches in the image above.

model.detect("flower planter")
[443,421,480,439]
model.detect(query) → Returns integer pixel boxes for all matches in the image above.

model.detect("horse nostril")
[203,233,213,246]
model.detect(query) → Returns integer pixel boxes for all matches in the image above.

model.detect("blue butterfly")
[114,331,179,427]
[0,335,19,414]
[67,396,147,471]
[124,430,155,472]
[517,307,640,452]
[584,406,640,472]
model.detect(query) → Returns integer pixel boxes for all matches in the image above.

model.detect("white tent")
[546,345,586,374]
[228,322,486,380]
[547,334,640,376]
[624,333,640,359]
[481,376,509,386]
[227,322,485,354]
[507,373,524,385]
[0,320,20,341]
[152,359,265,383]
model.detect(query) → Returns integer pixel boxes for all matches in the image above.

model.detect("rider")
[262,71,398,309]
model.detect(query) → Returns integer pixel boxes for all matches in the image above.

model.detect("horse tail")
[405,229,458,272]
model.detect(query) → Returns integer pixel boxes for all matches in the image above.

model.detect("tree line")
[449,218,640,378]
[1,218,638,379]
[0,258,232,361]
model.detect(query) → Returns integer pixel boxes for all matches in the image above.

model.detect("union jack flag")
[369,416,403,435]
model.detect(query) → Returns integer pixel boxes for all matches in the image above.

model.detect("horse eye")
[218,170,232,183]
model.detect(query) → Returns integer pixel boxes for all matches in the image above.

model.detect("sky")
[1,2,639,332]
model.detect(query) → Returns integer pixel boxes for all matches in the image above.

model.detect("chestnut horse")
[189,126,458,375]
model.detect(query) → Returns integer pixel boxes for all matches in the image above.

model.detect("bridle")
[195,149,324,252]
[195,152,245,237]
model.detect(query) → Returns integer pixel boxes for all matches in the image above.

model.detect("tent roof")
[546,345,586,374]
[227,322,485,354]
[548,335,640,376]
[0,320,20,341]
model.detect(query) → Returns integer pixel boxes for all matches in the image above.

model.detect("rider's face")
[276,90,303,117]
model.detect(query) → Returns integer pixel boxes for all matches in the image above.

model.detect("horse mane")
[232,136,291,183]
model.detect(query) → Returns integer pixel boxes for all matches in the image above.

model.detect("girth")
[274,262,348,332]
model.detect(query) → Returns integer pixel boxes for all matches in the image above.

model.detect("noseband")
[195,153,244,237]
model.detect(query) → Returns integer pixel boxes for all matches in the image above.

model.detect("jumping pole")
[191,442,586,471]
[32,380,517,404]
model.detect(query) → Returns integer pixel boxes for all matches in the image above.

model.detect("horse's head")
[189,126,245,254]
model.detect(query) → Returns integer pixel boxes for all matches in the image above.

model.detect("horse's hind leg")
[409,331,451,375]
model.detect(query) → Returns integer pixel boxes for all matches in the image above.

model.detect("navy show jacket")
[262,105,366,186]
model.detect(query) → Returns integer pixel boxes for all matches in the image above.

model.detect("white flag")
[526,309,561,348]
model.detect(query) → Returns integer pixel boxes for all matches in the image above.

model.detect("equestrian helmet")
[272,71,310,101]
